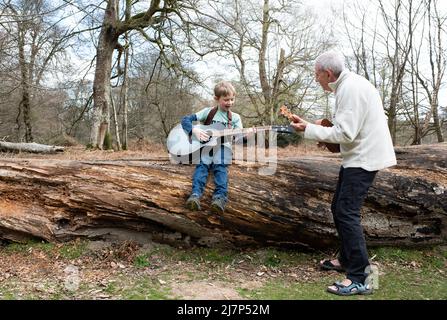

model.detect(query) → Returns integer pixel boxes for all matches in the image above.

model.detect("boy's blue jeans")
[192,163,228,200]
[191,145,231,201]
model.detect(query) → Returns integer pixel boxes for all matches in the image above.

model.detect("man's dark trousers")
[331,166,377,284]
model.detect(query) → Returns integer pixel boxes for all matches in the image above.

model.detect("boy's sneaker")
[211,197,226,214]
[186,195,201,211]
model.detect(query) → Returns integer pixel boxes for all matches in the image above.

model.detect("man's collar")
[328,69,350,92]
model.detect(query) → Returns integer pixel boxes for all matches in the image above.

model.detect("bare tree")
[406,32,426,145]
[62,79,94,141]
[342,0,396,135]
[413,0,445,143]
[130,51,197,144]
[378,0,425,144]
[85,0,201,149]
[0,0,71,142]
[187,0,331,126]
[342,0,426,145]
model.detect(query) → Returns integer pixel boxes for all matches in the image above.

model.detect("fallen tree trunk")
[0,143,445,249]
[0,141,64,154]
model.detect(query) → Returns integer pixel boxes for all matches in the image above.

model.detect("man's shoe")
[326,279,373,296]
[211,197,226,214]
[319,259,345,272]
[186,195,201,211]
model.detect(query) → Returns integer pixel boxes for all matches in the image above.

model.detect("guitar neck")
[214,126,273,137]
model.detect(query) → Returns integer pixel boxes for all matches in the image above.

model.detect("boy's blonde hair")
[214,81,236,98]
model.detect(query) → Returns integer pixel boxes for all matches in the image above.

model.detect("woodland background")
[0,0,445,150]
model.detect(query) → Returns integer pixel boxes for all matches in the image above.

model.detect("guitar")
[166,122,294,156]
[279,105,340,153]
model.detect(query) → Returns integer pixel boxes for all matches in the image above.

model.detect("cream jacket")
[304,70,397,171]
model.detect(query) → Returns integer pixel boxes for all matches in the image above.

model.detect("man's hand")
[192,127,210,142]
[290,114,308,132]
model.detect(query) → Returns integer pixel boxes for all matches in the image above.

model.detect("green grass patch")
[58,240,88,260]
[370,246,447,270]
[149,245,241,265]
[4,239,55,254]
[109,277,171,300]
[2,239,87,260]
[191,247,239,264]
[371,247,425,263]
[134,254,150,268]
[252,248,315,268]
[0,288,17,300]
[148,245,317,268]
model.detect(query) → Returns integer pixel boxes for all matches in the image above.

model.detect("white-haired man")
[290,50,396,296]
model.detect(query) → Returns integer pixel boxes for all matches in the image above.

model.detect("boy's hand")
[192,127,210,142]
[290,114,308,132]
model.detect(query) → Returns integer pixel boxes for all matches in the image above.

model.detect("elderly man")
[290,50,396,296]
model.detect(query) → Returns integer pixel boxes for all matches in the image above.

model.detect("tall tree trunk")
[90,1,119,149]
[121,34,129,150]
[387,96,397,144]
[411,102,421,146]
[429,0,444,143]
[259,0,271,124]
[18,27,33,143]
[410,47,421,145]
[111,92,122,150]
[432,97,444,143]
[21,92,33,143]
[90,0,168,149]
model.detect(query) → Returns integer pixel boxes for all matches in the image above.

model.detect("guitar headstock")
[272,125,294,134]
[279,105,293,121]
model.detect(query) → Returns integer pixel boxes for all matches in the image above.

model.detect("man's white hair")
[315,50,346,77]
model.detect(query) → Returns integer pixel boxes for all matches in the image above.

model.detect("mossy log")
[0,143,445,249]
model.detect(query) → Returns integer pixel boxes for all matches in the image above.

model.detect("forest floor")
[0,239,446,300]
[0,143,446,300]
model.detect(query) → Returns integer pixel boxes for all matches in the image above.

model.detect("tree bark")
[0,143,445,249]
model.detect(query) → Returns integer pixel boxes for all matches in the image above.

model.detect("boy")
[181,81,242,213]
